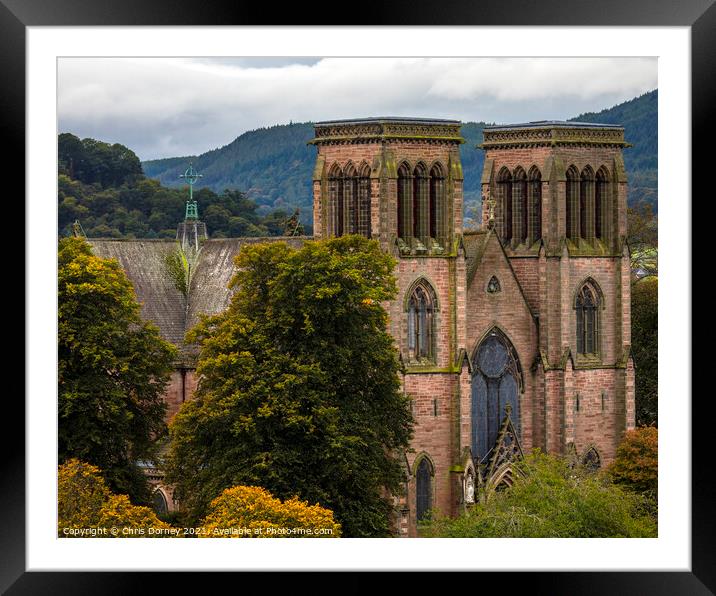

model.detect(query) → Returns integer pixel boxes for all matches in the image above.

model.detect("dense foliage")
[165,235,413,536]
[419,451,657,538]
[632,278,658,426]
[609,427,658,499]
[199,486,341,538]
[58,133,302,239]
[143,90,658,230]
[58,459,174,538]
[58,237,176,502]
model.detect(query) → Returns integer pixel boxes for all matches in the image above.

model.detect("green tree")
[58,237,177,502]
[420,451,656,538]
[166,235,413,536]
[632,277,658,426]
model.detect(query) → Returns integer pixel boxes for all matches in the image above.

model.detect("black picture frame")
[8,0,707,592]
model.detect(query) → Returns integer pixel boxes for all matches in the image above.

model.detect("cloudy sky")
[58,57,657,162]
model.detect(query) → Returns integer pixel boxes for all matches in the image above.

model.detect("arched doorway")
[471,329,522,464]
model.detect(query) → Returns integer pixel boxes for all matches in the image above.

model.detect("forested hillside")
[58,133,302,239]
[143,90,658,228]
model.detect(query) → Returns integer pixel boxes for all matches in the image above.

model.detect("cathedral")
[89,117,635,537]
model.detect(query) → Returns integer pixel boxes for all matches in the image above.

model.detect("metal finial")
[179,163,203,202]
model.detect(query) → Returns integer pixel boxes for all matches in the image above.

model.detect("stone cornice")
[310,120,465,146]
[479,125,631,150]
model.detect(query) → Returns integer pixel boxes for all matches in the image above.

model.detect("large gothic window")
[497,168,512,243]
[415,457,433,521]
[576,282,600,356]
[407,280,437,362]
[528,166,542,244]
[471,329,522,464]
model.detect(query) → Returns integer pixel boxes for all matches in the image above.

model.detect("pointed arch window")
[576,282,600,355]
[415,457,433,521]
[471,329,522,464]
[513,168,528,245]
[358,163,372,238]
[429,163,445,244]
[580,167,595,241]
[407,280,437,362]
[344,163,358,235]
[413,163,429,245]
[497,168,513,243]
[582,447,601,471]
[595,167,609,241]
[397,163,411,241]
[328,164,344,237]
[152,490,168,516]
[528,167,542,244]
[566,166,579,240]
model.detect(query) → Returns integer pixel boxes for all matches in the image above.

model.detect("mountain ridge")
[142,90,658,225]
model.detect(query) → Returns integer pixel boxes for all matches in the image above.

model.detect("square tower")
[480,122,635,461]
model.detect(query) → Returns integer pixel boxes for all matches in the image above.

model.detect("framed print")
[9,0,709,591]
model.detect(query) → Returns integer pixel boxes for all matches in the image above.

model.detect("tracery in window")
[406,280,437,362]
[575,281,600,355]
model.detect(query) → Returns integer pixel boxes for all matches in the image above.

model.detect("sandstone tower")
[310,118,635,536]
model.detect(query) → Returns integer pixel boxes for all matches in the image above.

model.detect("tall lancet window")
[576,282,600,356]
[429,163,445,244]
[358,163,372,238]
[344,163,358,235]
[407,280,437,362]
[580,166,595,241]
[415,457,433,521]
[528,166,542,244]
[413,163,429,245]
[513,167,528,244]
[566,166,580,240]
[497,168,512,243]
[328,164,344,237]
[595,167,609,242]
[397,163,411,241]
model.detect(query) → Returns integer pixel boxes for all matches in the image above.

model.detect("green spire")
[179,163,203,220]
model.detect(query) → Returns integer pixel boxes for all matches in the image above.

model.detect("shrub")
[609,427,658,498]
[58,459,175,538]
[199,485,341,538]
[420,450,656,538]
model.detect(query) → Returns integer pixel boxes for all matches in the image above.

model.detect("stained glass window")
[471,330,521,463]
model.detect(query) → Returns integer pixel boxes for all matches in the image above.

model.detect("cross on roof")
[179,163,203,202]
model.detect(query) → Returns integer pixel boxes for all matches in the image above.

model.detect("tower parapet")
[310,117,465,255]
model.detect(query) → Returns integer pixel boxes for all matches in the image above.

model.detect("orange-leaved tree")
[199,486,341,538]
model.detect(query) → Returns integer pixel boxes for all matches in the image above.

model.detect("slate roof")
[88,236,309,364]
[462,230,490,283]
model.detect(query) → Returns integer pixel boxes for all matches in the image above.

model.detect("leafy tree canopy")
[58,237,177,502]
[420,450,657,538]
[58,459,175,538]
[199,485,341,538]
[165,235,413,537]
[609,427,658,499]
[58,133,306,240]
